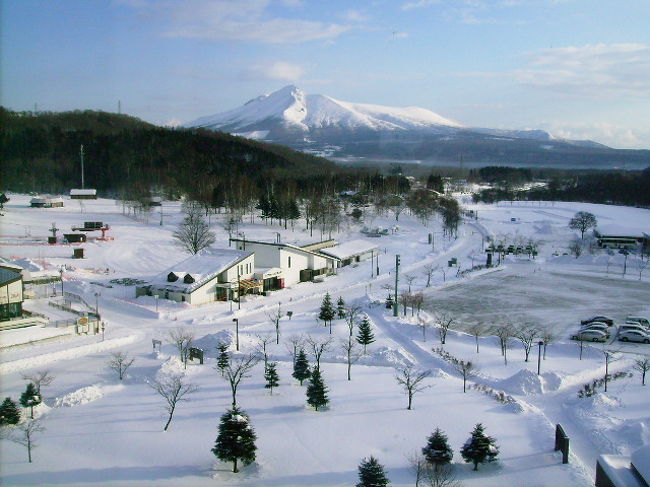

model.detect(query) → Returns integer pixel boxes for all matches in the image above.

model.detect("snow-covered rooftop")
[70,189,97,196]
[320,239,379,260]
[148,248,252,293]
[595,224,649,237]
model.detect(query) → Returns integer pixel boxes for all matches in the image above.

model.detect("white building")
[320,239,379,268]
[70,189,97,199]
[231,239,339,288]
[30,195,64,208]
[136,248,255,305]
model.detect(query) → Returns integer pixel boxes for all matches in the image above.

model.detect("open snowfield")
[1,193,649,486]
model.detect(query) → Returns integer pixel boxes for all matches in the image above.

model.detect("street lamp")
[537,340,543,375]
[59,267,64,298]
[94,292,100,317]
[232,318,239,351]
[101,321,106,341]
[154,294,159,312]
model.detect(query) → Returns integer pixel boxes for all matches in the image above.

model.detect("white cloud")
[515,43,650,96]
[402,0,441,11]
[240,61,305,81]
[127,0,350,44]
[341,9,369,23]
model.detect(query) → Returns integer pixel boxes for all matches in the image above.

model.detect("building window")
[288,256,292,268]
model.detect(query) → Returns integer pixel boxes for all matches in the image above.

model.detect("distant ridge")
[186,86,649,169]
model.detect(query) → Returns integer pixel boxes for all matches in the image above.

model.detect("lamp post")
[237,267,241,311]
[101,321,106,341]
[59,267,64,298]
[94,292,100,316]
[154,294,159,312]
[234,318,240,351]
[537,340,543,375]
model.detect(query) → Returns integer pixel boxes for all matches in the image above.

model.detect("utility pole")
[393,254,400,317]
[80,145,85,189]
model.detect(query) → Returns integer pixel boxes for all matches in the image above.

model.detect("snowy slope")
[186,85,462,133]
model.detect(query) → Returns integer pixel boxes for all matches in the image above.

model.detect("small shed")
[320,239,379,268]
[30,195,64,208]
[70,189,97,200]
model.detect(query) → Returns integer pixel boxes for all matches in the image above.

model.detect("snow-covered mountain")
[186,85,462,134]
[185,86,647,168]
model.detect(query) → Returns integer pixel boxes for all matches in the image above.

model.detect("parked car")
[625,316,649,328]
[571,329,608,342]
[581,316,615,326]
[580,323,611,337]
[618,324,648,334]
[618,329,650,344]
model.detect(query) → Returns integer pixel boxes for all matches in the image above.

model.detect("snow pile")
[193,329,233,357]
[358,346,413,368]
[497,368,544,395]
[54,384,123,407]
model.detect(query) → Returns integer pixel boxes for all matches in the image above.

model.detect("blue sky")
[2,0,649,148]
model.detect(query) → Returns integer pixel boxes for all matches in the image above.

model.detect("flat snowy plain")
[1,193,649,486]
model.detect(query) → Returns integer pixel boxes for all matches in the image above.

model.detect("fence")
[555,424,570,464]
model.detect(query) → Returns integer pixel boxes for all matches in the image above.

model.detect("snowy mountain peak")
[186,86,462,133]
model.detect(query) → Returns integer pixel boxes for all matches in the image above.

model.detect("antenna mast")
[80,145,85,189]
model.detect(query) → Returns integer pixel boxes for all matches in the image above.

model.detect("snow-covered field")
[1,193,649,486]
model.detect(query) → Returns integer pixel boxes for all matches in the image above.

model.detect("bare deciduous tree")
[541,330,556,359]
[405,274,417,293]
[9,419,45,463]
[306,335,333,370]
[634,358,650,386]
[467,323,484,353]
[417,315,432,342]
[168,327,195,369]
[408,453,461,487]
[266,302,283,344]
[492,323,514,365]
[149,374,198,431]
[395,365,432,410]
[344,305,362,337]
[568,238,583,258]
[422,265,439,288]
[285,334,305,367]
[340,337,363,381]
[455,360,477,393]
[220,353,259,407]
[569,211,597,239]
[515,323,540,362]
[21,370,54,396]
[255,334,274,372]
[435,312,455,347]
[108,351,135,380]
[172,204,216,254]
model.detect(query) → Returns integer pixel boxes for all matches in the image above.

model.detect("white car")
[618,329,650,344]
[625,317,649,328]
[571,329,608,342]
[619,324,648,334]
[580,323,610,335]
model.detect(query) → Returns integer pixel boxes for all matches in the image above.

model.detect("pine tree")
[422,427,453,471]
[356,455,390,487]
[336,296,346,319]
[319,293,335,332]
[256,195,271,222]
[217,343,230,377]
[306,367,329,411]
[0,397,21,425]
[356,317,375,354]
[287,199,301,227]
[292,349,311,385]
[19,383,41,419]
[264,362,280,394]
[212,407,257,473]
[460,423,499,471]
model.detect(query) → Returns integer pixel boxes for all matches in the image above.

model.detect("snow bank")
[0,334,139,374]
[496,368,544,395]
[54,383,124,407]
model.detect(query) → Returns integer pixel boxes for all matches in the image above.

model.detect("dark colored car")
[581,316,614,326]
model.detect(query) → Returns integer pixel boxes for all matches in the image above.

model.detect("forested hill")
[0,108,338,195]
